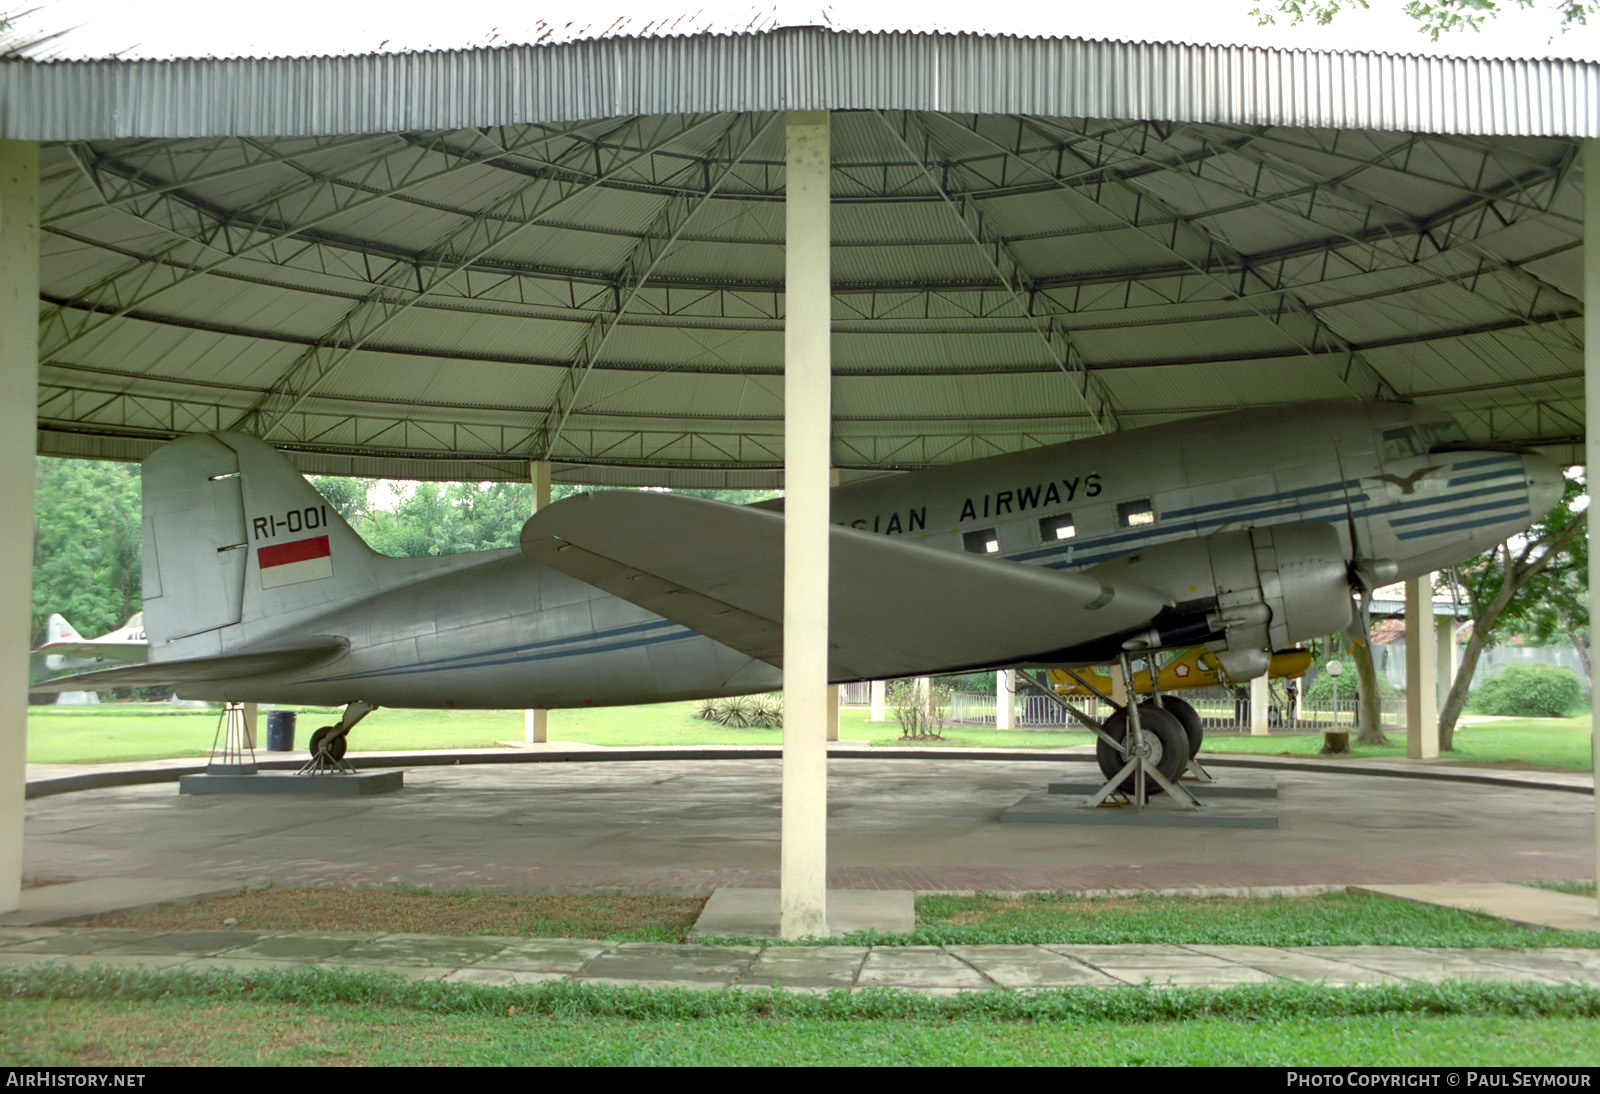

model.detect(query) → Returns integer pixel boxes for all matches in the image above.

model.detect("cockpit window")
[1379,427,1422,461]
[1418,421,1469,450]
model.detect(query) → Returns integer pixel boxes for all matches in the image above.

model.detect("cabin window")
[1039,513,1076,541]
[1117,500,1155,528]
[1380,427,1422,461]
[963,529,1001,555]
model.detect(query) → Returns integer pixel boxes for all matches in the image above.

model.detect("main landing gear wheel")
[1096,705,1188,795]
[1151,697,1204,759]
[308,726,347,761]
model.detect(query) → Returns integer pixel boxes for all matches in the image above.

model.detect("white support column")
[240,703,258,750]
[524,460,552,745]
[1405,574,1439,760]
[780,110,832,941]
[1583,138,1600,916]
[996,669,1017,730]
[0,142,38,914]
[1249,675,1270,736]
[869,679,886,722]
[825,468,840,744]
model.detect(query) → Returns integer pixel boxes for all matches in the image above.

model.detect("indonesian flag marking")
[259,535,333,589]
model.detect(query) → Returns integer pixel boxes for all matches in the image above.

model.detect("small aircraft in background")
[35,612,149,673]
[36,400,1562,782]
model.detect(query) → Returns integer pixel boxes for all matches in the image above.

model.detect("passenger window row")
[962,499,1156,555]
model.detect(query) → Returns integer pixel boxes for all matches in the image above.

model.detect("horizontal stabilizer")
[521,493,1172,681]
[31,637,347,692]
[33,640,149,665]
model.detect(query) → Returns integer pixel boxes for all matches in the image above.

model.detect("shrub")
[1301,668,1402,705]
[694,694,783,728]
[1467,663,1585,718]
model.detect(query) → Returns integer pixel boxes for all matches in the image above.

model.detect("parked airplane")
[37,400,1563,771]
[35,612,148,673]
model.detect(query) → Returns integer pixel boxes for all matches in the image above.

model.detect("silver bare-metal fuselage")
[176,401,1563,708]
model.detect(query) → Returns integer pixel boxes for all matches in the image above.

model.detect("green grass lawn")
[25,702,1593,772]
[3,969,1598,1066]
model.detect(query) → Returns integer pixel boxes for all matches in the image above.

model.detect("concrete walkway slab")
[1353,882,1600,932]
[0,927,1596,993]
[578,942,760,987]
[738,946,869,990]
[943,944,1119,988]
[856,946,995,992]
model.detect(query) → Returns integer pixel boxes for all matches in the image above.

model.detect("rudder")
[141,432,381,657]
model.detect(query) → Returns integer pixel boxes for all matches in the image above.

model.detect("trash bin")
[266,710,296,752]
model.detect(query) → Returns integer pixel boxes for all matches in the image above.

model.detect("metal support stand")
[207,703,258,775]
[296,746,356,776]
[1016,661,1200,811]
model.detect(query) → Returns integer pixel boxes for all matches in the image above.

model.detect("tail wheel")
[1150,697,1204,760]
[309,725,347,761]
[1095,705,1187,795]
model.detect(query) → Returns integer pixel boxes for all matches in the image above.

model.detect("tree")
[31,457,143,644]
[1255,0,1595,39]
[1349,625,1388,745]
[1501,526,1589,687]
[1436,472,1586,749]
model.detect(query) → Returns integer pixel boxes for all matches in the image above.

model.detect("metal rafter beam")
[998,115,1400,402]
[42,134,393,224]
[39,120,619,360]
[878,110,1120,433]
[232,114,737,439]
[529,112,777,458]
[1148,129,1581,345]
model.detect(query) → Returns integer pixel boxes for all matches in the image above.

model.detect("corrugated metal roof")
[17,23,1594,484]
[7,28,1600,141]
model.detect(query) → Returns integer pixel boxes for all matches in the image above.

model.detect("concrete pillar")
[869,679,886,722]
[1405,574,1439,759]
[240,702,258,749]
[1435,615,1457,715]
[1249,675,1270,736]
[779,110,831,940]
[1583,138,1600,916]
[524,460,552,745]
[996,669,1016,730]
[0,142,37,914]
[825,686,839,743]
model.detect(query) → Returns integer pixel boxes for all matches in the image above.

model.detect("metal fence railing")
[949,683,1403,732]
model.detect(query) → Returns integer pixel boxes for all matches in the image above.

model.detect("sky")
[9,0,1600,61]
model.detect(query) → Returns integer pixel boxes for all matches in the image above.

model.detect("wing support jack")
[1014,659,1200,811]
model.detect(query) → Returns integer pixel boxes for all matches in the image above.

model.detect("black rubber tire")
[1151,697,1203,760]
[309,725,347,761]
[1095,705,1188,796]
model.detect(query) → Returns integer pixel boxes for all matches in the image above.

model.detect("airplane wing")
[29,637,348,692]
[520,493,1172,681]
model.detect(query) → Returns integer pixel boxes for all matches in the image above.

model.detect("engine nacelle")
[1087,522,1354,682]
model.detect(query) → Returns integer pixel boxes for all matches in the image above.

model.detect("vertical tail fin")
[142,432,382,656]
[44,614,82,645]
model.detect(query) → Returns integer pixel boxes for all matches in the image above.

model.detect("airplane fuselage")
[163,400,1563,708]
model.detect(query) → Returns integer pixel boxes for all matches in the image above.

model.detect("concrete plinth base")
[1002,771,1279,828]
[688,887,914,940]
[179,771,404,796]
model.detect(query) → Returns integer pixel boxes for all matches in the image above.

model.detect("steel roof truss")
[878,110,1120,434]
[234,114,738,439]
